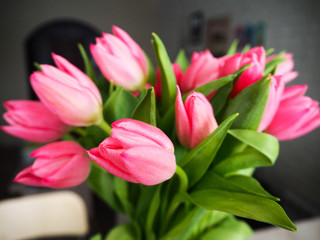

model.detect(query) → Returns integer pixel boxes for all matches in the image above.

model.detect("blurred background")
[0,0,319,238]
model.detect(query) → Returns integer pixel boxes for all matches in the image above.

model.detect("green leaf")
[160,207,207,240]
[86,162,122,212]
[241,44,251,53]
[266,48,274,56]
[180,113,238,187]
[90,233,102,240]
[200,216,253,240]
[33,62,42,71]
[190,189,296,231]
[222,76,270,130]
[114,178,134,218]
[228,129,279,162]
[210,64,252,119]
[226,39,239,55]
[103,87,139,124]
[145,52,156,85]
[132,87,157,126]
[175,49,189,71]
[213,148,274,175]
[146,186,161,239]
[105,223,140,240]
[152,33,177,113]
[78,43,96,80]
[193,171,279,201]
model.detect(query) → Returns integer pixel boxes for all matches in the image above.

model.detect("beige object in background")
[250,217,320,240]
[0,191,88,240]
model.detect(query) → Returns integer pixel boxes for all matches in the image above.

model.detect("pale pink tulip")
[179,50,223,94]
[266,85,320,140]
[87,119,176,186]
[14,141,91,188]
[1,100,68,143]
[220,47,266,98]
[30,53,102,127]
[175,86,218,148]
[91,26,149,91]
[258,76,285,132]
[267,53,298,83]
[155,63,182,97]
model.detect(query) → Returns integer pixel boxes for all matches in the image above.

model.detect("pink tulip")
[1,100,68,143]
[179,50,223,94]
[14,141,91,188]
[258,76,285,132]
[87,119,176,186]
[220,47,266,98]
[175,86,218,149]
[30,53,102,127]
[267,53,298,83]
[90,26,149,91]
[266,85,320,140]
[155,63,182,97]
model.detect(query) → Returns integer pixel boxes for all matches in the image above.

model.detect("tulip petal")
[121,146,176,186]
[14,166,46,187]
[87,147,138,183]
[112,119,174,152]
[31,141,85,158]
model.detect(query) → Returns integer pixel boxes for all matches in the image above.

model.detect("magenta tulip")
[267,53,298,83]
[266,85,320,140]
[30,53,102,127]
[175,86,218,149]
[258,76,285,132]
[90,26,149,91]
[180,50,223,94]
[14,141,91,188]
[87,119,176,186]
[220,47,266,98]
[2,100,68,143]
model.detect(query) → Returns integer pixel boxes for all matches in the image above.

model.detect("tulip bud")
[1,100,68,143]
[267,53,298,83]
[266,85,320,140]
[30,53,103,127]
[87,119,176,186]
[90,26,149,91]
[180,50,223,94]
[14,141,91,188]
[175,86,218,149]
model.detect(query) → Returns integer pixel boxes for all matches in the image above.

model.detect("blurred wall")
[0,0,158,145]
[155,0,320,215]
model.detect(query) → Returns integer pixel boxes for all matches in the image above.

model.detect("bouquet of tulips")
[2,26,320,240]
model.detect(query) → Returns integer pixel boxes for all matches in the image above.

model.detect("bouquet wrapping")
[2,26,320,240]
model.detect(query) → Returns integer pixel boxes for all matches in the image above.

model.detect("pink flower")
[258,76,285,132]
[14,141,91,188]
[267,53,298,83]
[179,50,223,94]
[220,47,266,98]
[175,86,218,149]
[90,26,149,91]
[30,53,102,127]
[87,119,176,186]
[1,100,68,143]
[266,85,320,140]
[155,63,182,97]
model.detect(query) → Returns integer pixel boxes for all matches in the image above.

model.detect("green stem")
[96,119,112,136]
[175,165,188,192]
